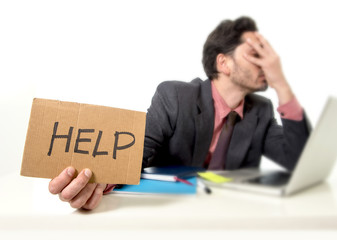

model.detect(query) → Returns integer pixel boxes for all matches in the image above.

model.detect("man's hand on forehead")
[244,32,272,65]
[243,32,289,94]
[243,31,280,71]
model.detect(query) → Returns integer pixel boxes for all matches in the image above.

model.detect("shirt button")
[281,112,285,117]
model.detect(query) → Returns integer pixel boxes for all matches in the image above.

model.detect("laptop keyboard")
[246,171,291,186]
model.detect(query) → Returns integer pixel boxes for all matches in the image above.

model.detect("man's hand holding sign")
[21,98,146,210]
[48,167,106,210]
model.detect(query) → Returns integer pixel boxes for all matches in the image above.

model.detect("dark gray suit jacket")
[143,78,310,171]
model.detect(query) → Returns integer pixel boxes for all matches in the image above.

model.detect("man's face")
[230,31,268,93]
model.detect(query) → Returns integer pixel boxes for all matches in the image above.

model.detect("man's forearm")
[274,80,295,106]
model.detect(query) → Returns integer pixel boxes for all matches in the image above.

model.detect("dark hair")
[202,16,258,80]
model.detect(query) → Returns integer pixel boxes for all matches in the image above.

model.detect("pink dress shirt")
[204,81,304,166]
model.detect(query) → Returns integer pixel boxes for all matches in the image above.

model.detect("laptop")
[204,96,337,196]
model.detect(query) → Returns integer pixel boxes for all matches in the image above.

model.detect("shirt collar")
[211,81,244,119]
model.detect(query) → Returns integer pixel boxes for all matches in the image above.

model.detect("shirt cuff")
[103,184,117,194]
[277,97,303,121]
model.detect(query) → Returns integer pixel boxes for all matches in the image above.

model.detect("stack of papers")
[141,165,205,182]
[111,166,231,195]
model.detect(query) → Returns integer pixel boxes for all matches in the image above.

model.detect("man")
[48,17,310,210]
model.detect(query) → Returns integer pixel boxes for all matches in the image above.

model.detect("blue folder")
[113,177,197,195]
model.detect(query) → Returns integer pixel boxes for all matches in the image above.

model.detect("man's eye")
[253,53,260,58]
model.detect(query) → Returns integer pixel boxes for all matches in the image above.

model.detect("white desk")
[1,172,337,239]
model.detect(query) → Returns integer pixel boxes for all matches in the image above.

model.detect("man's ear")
[216,53,231,76]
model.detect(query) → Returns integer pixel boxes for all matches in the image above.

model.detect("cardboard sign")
[21,98,146,184]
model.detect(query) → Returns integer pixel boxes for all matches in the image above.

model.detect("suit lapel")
[225,99,258,170]
[192,79,214,166]
[193,111,214,166]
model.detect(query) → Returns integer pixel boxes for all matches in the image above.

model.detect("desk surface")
[1,172,337,238]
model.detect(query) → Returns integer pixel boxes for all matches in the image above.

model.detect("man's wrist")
[274,81,294,105]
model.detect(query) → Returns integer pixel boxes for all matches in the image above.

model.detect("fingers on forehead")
[255,32,269,46]
[246,37,263,53]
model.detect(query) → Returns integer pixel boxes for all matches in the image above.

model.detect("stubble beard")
[231,63,268,94]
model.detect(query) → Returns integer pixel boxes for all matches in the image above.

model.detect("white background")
[1,0,337,176]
